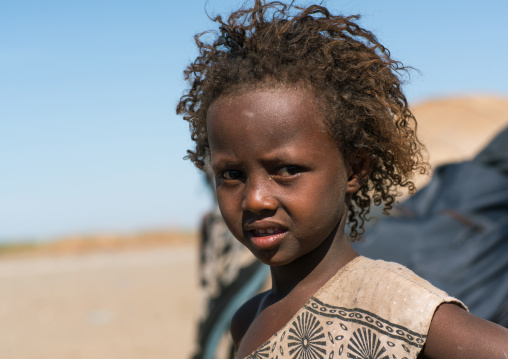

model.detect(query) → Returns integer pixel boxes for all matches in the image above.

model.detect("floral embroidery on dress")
[347,327,389,359]
[287,312,327,359]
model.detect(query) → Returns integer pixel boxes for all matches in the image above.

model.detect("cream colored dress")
[244,256,466,359]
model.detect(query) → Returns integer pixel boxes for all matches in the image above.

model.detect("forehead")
[206,86,341,161]
[208,86,326,136]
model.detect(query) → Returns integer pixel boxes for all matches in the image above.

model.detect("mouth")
[251,228,286,237]
[245,225,288,250]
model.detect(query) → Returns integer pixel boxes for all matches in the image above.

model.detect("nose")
[242,177,278,214]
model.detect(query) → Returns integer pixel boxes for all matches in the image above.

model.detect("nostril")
[242,193,278,213]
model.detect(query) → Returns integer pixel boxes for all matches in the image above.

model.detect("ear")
[346,156,372,194]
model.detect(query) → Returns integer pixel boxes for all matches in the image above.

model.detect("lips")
[252,228,286,236]
[249,231,287,250]
[244,221,288,250]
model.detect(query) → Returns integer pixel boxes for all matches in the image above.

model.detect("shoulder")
[319,257,466,337]
[339,256,462,300]
[324,256,458,301]
[230,291,268,350]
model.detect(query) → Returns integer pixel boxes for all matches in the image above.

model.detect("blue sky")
[1,0,507,242]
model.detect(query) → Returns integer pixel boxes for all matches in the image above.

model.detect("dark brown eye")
[277,165,301,177]
[221,170,244,180]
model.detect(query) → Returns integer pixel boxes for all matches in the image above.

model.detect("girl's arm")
[420,303,508,359]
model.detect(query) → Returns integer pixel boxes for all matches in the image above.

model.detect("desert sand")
[1,96,507,359]
[411,95,508,187]
[0,239,199,359]
[416,97,507,162]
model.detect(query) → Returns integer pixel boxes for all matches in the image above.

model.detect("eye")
[277,165,302,177]
[220,170,245,181]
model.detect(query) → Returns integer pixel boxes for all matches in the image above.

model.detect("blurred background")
[1,0,507,358]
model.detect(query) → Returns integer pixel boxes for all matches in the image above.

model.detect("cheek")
[216,190,243,235]
[306,174,348,226]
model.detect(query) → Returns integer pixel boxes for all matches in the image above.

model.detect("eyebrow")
[257,148,299,164]
[210,154,241,169]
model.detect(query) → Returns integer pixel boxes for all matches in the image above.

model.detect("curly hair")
[177,0,428,240]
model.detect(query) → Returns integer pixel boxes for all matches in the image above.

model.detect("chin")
[251,251,278,266]
[252,250,298,267]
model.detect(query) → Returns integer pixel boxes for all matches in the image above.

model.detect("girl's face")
[207,86,358,266]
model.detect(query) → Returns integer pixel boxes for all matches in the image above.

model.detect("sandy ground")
[414,95,508,166]
[0,244,199,359]
[410,95,508,188]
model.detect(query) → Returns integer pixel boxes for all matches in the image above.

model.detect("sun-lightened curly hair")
[177,0,428,240]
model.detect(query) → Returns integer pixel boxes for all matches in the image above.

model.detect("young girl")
[177,1,508,358]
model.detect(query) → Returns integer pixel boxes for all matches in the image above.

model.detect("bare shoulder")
[420,303,508,359]
[230,291,268,350]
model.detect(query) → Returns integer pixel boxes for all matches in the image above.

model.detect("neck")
[268,219,358,300]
